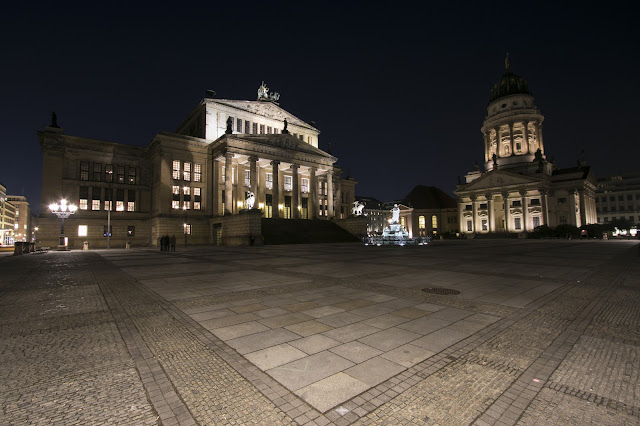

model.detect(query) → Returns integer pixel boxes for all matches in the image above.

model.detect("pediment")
[210,134,337,163]
[458,170,543,192]
[210,100,318,131]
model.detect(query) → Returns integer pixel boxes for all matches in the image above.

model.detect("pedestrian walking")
[170,234,176,251]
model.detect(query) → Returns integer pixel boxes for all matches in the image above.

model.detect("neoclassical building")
[455,60,597,235]
[38,83,357,248]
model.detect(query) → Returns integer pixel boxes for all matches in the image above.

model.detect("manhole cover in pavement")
[422,287,461,295]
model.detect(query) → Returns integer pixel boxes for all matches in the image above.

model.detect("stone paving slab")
[2,240,639,425]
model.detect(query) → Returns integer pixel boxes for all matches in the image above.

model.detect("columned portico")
[502,192,510,232]
[224,152,233,215]
[291,164,299,219]
[520,190,528,232]
[486,194,495,232]
[326,170,334,219]
[310,167,318,219]
[271,160,280,218]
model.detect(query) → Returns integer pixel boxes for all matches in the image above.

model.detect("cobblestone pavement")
[1,240,638,425]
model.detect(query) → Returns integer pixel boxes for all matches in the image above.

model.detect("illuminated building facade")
[0,183,16,246]
[38,83,356,248]
[455,60,597,235]
[595,172,640,225]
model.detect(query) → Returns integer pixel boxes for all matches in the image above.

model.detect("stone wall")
[212,209,263,246]
[334,217,367,238]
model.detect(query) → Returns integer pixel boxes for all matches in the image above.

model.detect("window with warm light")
[183,162,191,181]
[431,215,438,229]
[127,202,135,212]
[418,215,426,229]
[117,166,125,184]
[128,168,136,184]
[194,202,201,210]
[105,164,113,182]
[284,175,292,192]
[92,200,100,210]
[78,225,88,237]
[194,164,202,182]
[172,161,181,180]
[301,178,309,193]
[116,201,124,211]
[183,201,191,210]
[172,200,180,209]
[266,173,273,190]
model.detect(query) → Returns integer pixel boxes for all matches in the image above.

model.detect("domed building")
[454,58,597,235]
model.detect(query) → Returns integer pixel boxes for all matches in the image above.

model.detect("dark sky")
[2,2,638,215]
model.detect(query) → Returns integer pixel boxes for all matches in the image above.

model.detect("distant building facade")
[455,60,597,235]
[0,183,16,246]
[6,195,33,242]
[38,83,356,249]
[400,186,458,237]
[595,172,640,225]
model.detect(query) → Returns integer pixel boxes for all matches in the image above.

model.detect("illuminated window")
[244,170,250,186]
[193,202,201,210]
[172,186,180,195]
[79,186,88,210]
[104,200,112,210]
[92,200,100,210]
[193,187,200,196]
[301,178,309,193]
[172,200,180,209]
[183,201,191,210]
[533,216,541,228]
[127,202,135,212]
[128,168,136,184]
[284,175,292,192]
[116,201,124,211]
[105,164,113,182]
[183,187,190,196]
[80,161,89,181]
[432,215,438,229]
[266,173,273,190]
[194,164,202,182]
[418,216,426,229]
[184,224,192,235]
[173,161,181,180]
[183,162,191,181]
[482,219,488,231]
[78,225,88,237]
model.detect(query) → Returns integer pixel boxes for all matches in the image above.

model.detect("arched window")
[431,215,438,230]
[418,215,426,229]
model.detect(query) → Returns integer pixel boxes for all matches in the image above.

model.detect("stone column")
[536,122,544,153]
[578,189,586,228]
[335,180,342,219]
[249,156,258,204]
[486,193,495,232]
[509,123,515,155]
[291,164,300,219]
[520,190,528,232]
[484,132,490,163]
[541,190,549,226]
[494,127,501,157]
[458,200,465,233]
[271,160,280,218]
[326,169,334,219]
[309,166,317,219]
[224,152,233,215]
[470,195,477,233]
[568,190,577,226]
[503,192,510,232]
[523,121,530,153]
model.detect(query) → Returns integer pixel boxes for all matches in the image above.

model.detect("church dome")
[489,69,531,103]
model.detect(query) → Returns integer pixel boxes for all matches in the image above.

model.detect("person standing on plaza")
[170,234,176,251]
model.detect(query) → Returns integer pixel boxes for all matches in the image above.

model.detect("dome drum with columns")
[455,58,597,235]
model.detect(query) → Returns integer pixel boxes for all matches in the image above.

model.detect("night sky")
[2,2,638,215]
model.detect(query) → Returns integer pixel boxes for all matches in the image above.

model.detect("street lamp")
[183,206,188,247]
[49,199,77,250]
[33,226,39,242]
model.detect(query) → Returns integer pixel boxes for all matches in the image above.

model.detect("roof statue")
[492,153,498,170]
[225,116,233,134]
[257,81,280,102]
[282,117,289,134]
[50,111,59,128]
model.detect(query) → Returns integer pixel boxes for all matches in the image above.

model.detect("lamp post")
[33,226,39,242]
[183,207,188,248]
[49,199,77,250]
[106,169,113,249]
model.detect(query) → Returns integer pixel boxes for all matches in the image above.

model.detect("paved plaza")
[1,240,639,425]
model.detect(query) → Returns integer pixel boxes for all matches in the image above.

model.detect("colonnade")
[483,121,544,163]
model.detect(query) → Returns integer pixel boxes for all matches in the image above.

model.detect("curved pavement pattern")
[0,240,638,425]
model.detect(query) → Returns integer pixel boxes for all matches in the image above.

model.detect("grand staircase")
[261,219,359,245]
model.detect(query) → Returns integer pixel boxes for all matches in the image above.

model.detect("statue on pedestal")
[245,191,255,210]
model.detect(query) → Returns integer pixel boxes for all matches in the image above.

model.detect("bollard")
[13,242,23,256]
[83,241,89,251]
[125,241,131,249]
